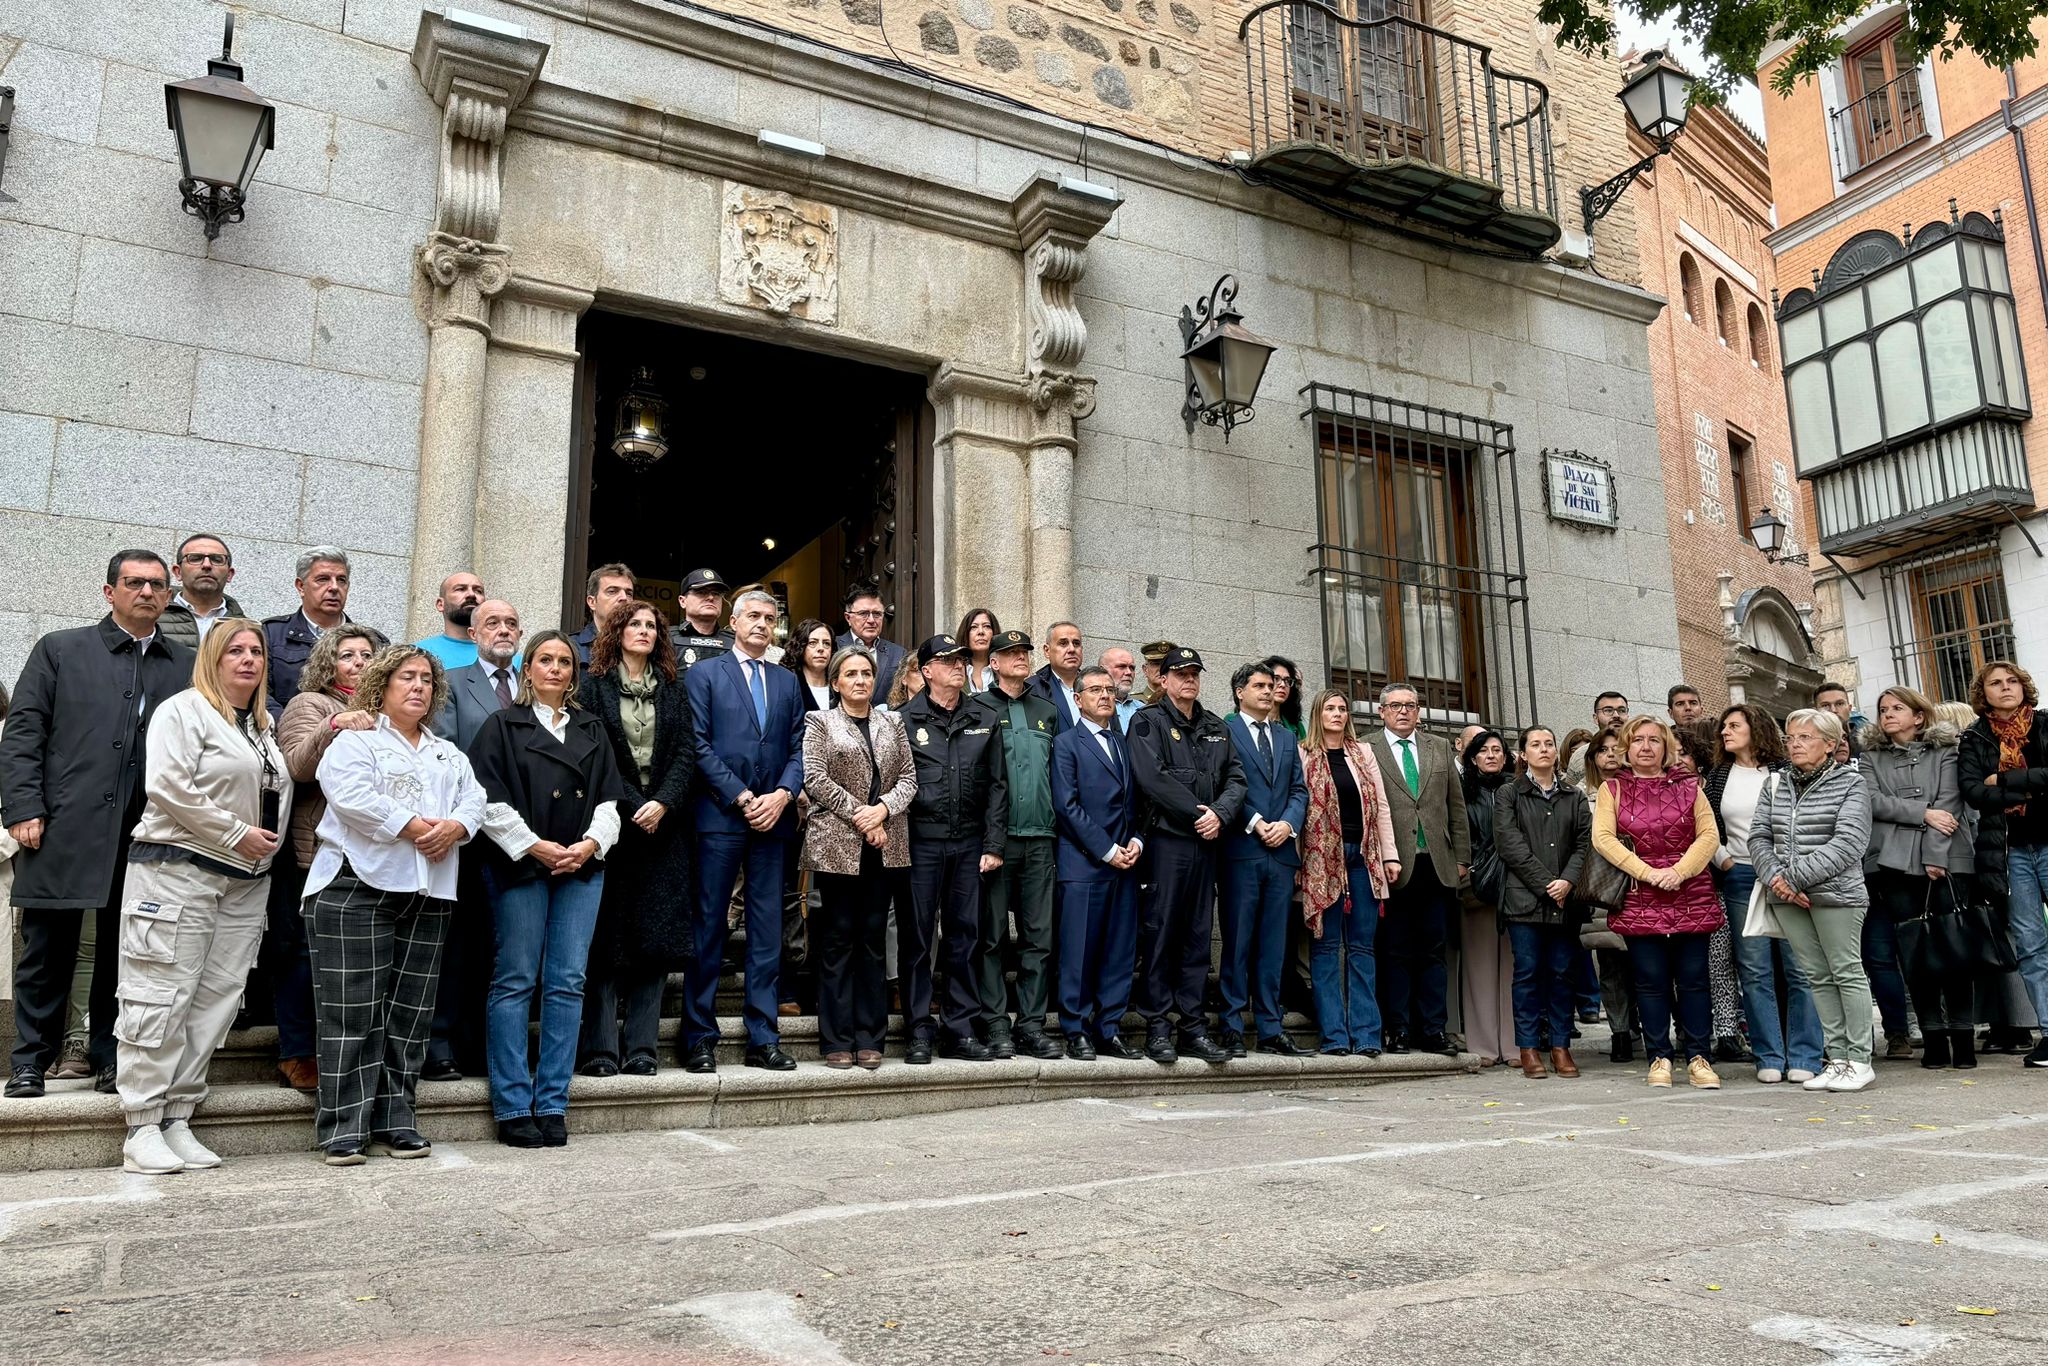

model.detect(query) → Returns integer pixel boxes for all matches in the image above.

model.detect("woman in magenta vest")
[1589,714,1725,1089]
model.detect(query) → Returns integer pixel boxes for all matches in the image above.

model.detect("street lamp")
[1748,507,1809,566]
[611,366,670,471]
[1180,274,1277,440]
[1580,50,1695,234]
[164,14,275,241]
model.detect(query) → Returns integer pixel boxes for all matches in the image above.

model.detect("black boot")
[1950,1028,1977,1069]
[1918,1031,1951,1068]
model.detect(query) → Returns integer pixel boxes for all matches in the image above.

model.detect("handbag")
[1579,831,1636,914]
[1741,872,1786,939]
[1899,875,2019,977]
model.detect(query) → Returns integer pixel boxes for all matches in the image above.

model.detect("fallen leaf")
[883,1320,900,1329]
[1959,1080,1977,1086]
[1482,1101,1501,1108]
[1899,1318,1917,1327]
[1617,1117,1630,1126]
[1152,1101,1169,1109]
[1004,1230,1029,1237]
[1912,1124,1940,1131]
[354,1296,378,1303]
[1932,1233,1946,1245]
[1705,1284,1723,1292]
[1370,1224,1386,1233]
[53,1308,74,1316]
[1807,1118,1827,1124]
[1955,1306,1998,1316]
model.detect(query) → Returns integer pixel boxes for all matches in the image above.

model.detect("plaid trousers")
[304,863,451,1149]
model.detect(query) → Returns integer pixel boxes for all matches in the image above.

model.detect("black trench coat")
[465,702,629,890]
[577,670,697,968]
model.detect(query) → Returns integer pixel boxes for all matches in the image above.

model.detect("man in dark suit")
[419,598,522,1080]
[681,588,805,1074]
[834,582,905,698]
[1026,621,1085,734]
[1220,661,1311,1057]
[1052,665,1145,1060]
[1367,681,1469,1056]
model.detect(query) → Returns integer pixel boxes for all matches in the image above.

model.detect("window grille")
[1881,539,2016,703]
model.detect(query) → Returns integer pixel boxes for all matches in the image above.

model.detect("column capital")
[1009,174,1118,390]
[413,9,550,242]
[418,232,512,332]
[491,275,594,360]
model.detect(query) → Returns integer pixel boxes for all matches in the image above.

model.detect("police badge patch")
[915,727,930,745]
[684,648,697,664]
[1170,727,1181,741]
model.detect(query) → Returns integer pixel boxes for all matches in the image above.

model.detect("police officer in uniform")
[672,567,734,671]
[1127,646,1245,1065]
[897,635,1009,1063]
[979,630,1062,1060]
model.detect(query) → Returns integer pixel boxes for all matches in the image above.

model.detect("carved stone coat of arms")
[718,183,839,325]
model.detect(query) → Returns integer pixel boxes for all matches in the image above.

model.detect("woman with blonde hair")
[115,621,291,1173]
[1590,715,1725,1088]
[1298,688,1400,1055]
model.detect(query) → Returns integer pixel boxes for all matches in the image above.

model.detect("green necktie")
[1400,738,1426,850]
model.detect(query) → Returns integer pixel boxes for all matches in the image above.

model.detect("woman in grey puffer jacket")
[1861,687,1977,1069]
[1749,707,1874,1092]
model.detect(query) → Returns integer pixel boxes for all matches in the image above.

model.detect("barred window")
[1882,540,2016,703]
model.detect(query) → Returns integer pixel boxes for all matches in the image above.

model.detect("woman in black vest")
[577,601,694,1077]
[468,630,627,1148]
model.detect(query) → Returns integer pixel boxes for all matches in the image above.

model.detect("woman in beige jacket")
[116,622,291,1175]
[801,646,917,1069]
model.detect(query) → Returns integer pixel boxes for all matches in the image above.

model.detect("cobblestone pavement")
[3,1044,2047,1364]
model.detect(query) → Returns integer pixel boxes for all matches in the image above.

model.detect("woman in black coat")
[576,601,695,1077]
[1459,729,1515,1066]
[1493,726,1591,1079]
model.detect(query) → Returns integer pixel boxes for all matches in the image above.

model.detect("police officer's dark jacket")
[897,689,1009,853]
[1127,695,1247,840]
[671,626,734,672]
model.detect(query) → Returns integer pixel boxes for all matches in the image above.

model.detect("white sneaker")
[159,1119,222,1169]
[1787,1067,1819,1084]
[1800,1062,1842,1092]
[1755,1067,1784,1084]
[1825,1060,1877,1092]
[122,1124,185,1175]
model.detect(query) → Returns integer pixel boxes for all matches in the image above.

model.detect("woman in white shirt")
[464,631,627,1150]
[786,619,837,715]
[957,606,1001,695]
[1704,703,1824,1084]
[306,645,485,1166]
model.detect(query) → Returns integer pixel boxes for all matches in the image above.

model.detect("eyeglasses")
[1382,701,1419,712]
[181,552,230,565]
[848,609,884,619]
[119,577,169,592]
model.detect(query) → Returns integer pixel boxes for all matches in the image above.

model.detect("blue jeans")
[1505,922,1576,1050]
[1311,845,1382,1051]
[1219,852,1293,1040]
[1625,931,1712,1062]
[485,869,604,1122]
[2005,843,2048,1029]
[1720,863,1826,1071]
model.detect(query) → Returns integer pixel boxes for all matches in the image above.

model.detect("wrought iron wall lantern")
[0,86,17,206]
[612,366,670,471]
[1580,50,1694,235]
[1180,274,1277,440]
[1748,507,1809,566]
[164,14,275,241]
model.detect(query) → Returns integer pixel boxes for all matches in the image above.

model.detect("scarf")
[1301,738,1388,938]
[1991,710,2032,817]
[616,668,660,788]
[1788,757,1835,795]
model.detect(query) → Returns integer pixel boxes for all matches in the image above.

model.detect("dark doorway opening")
[568,312,933,646]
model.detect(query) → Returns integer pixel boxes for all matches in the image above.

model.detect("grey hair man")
[263,547,380,720]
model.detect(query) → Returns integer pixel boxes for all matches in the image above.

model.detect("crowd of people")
[2,535,2044,1175]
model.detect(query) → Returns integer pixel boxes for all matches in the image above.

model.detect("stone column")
[930,363,1036,630]
[405,11,549,639]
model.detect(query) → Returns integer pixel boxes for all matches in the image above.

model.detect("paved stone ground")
[4,1040,2047,1365]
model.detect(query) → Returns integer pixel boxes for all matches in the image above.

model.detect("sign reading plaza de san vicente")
[1543,449,1620,530]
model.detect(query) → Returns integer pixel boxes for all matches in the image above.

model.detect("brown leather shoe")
[824,1052,854,1070]
[1548,1047,1580,1078]
[855,1050,883,1071]
[1518,1047,1548,1078]
[276,1057,318,1092]
[779,1001,803,1018]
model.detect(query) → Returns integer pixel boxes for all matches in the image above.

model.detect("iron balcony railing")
[1810,415,2033,555]
[1829,67,1929,178]
[1239,1,1558,254]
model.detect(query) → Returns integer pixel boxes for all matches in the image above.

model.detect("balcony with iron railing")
[1239,1,1559,257]
[1828,67,1929,179]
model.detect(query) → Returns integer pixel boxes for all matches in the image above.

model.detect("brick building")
[0,0,1684,728]
[1760,8,2048,708]
[1630,66,1820,717]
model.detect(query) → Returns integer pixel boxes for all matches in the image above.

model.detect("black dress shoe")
[1257,1034,1312,1057]
[323,1143,366,1166]
[421,1058,463,1082]
[95,1063,117,1094]
[744,1045,797,1071]
[5,1065,45,1098]
[935,1034,993,1062]
[1214,1029,1248,1059]
[1144,1029,1178,1065]
[1352,1046,1383,1059]
[1415,1033,1457,1057]
[368,1128,433,1158]
[904,1039,933,1065]
[682,1041,718,1074]
[986,1029,1016,1061]
[1610,1031,1635,1064]
[1065,1035,1097,1061]
[621,1057,657,1077]
[496,1117,544,1149]
[535,1114,568,1147]
[1577,1007,1603,1024]
[1179,1031,1231,1065]
[579,1058,620,1078]
[1096,1035,1143,1061]
[1020,1030,1064,1060]
[1384,1034,1412,1055]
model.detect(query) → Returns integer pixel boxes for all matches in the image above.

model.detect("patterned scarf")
[1301,739,1387,938]
[1991,710,2032,817]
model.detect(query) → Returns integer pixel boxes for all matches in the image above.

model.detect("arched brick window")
[1747,302,1770,368]
[1715,278,1736,345]
[1678,252,1702,323]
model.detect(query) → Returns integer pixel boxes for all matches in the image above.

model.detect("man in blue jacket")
[1051,665,1146,1060]
[680,589,805,1074]
[1221,661,1311,1057]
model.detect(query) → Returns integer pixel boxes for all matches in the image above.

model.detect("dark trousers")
[579,965,666,1067]
[1219,852,1293,1039]
[816,847,899,1054]
[1377,854,1451,1037]
[1570,948,1603,1012]
[427,855,492,1072]
[979,836,1056,1034]
[1626,931,1712,1061]
[11,904,119,1073]
[1874,869,1980,1032]
[264,863,316,1060]
[1058,872,1139,1040]
[1135,833,1218,1030]
[1596,946,1639,1036]
[1506,922,1578,1050]
[907,835,984,1044]
[1861,886,1913,1038]
[685,831,786,1049]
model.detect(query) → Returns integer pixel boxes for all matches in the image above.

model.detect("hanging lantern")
[612,367,669,470]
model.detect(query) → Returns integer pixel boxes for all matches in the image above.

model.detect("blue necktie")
[1099,729,1122,780]
[748,658,767,731]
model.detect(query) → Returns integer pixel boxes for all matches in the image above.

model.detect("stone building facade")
[1629,85,1820,718]
[0,0,1678,727]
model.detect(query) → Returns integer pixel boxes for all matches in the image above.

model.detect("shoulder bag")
[1579,781,1636,914]
[1899,873,2019,977]
[1740,773,1786,939]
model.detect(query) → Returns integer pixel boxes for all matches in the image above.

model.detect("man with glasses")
[1366,682,1467,1057]
[835,583,904,698]
[2,551,194,1098]
[158,533,246,652]
[1594,692,1631,730]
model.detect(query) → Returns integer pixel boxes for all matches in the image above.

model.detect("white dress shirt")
[308,714,486,901]
[1242,714,1284,831]
[1078,715,1141,863]
[172,592,231,642]
[479,702,624,862]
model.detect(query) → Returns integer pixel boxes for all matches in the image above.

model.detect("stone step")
[0,1048,1477,1173]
